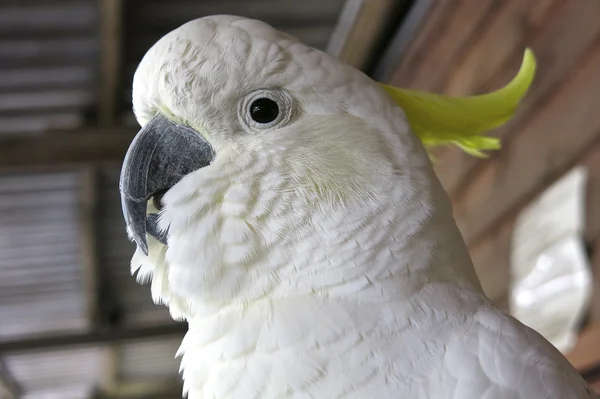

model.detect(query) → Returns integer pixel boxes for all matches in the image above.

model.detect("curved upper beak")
[119,114,214,255]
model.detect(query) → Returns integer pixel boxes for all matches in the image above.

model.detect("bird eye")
[239,89,293,132]
[250,98,279,124]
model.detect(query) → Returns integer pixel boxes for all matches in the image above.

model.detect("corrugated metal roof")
[5,346,102,396]
[119,337,182,381]
[0,2,97,34]
[22,385,93,399]
[0,170,89,339]
[0,0,99,135]
[0,66,92,90]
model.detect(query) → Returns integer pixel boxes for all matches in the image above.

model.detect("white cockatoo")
[119,15,597,398]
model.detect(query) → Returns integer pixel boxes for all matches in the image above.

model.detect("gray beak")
[119,114,214,255]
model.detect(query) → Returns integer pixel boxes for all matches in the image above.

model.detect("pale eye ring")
[238,89,293,131]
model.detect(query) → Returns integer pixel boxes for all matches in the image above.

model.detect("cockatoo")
[119,15,597,399]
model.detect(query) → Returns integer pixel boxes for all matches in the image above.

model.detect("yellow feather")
[379,48,536,157]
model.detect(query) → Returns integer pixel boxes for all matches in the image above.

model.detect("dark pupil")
[250,98,279,124]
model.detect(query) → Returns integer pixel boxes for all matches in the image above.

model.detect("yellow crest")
[379,49,536,157]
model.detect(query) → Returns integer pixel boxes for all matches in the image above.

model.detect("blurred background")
[0,0,599,397]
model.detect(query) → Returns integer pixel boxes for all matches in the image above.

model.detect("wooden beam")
[132,1,344,28]
[79,166,122,330]
[79,167,104,327]
[78,167,125,396]
[387,0,455,87]
[435,0,600,195]
[99,0,123,125]
[566,323,600,392]
[0,127,136,168]
[326,0,364,60]
[452,38,600,247]
[567,323,600,371]
[393,0,499,92]
[584,148,600,246]
[443,0,561,97]
[327,0,402,71]
[588,237,600,324]
[0,323,187,354]
[98,346,121,396]
[586,147,600,324]
[373,0,441,81]
[100,379,182,399]
[0,359,20,399]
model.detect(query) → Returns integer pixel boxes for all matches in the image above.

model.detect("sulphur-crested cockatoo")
[119,15,597,399]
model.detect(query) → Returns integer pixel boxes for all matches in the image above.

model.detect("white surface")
[510,166,592,353]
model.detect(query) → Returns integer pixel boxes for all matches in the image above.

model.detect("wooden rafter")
[327,0,406,71]
[0,127,135,168]
[99,0,123,125]
[79,167,104,327]
[0,359,20,399]
[0,323,187,354]
[99,379,183,399]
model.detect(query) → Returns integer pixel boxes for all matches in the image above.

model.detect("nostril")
[152,189,168,211]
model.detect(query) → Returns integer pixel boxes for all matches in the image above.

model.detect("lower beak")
[119,114,214,255]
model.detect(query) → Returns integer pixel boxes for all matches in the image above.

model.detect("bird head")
[119,15,535,314]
